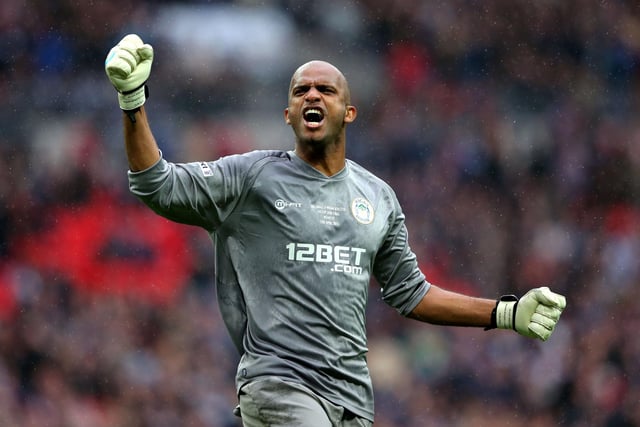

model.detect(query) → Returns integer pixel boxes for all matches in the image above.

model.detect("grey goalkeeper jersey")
[128,149,429,421]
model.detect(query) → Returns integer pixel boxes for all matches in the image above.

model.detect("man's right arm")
[123,107,160,172]
[105,34,160,171]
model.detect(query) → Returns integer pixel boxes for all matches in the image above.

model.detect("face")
[284,61,357,147]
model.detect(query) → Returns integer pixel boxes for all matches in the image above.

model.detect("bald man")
[106,35,566,427]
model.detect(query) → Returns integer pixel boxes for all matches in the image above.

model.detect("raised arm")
[123,107,160,171]
[105,34,160,171]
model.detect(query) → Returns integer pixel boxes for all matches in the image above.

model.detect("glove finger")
[109,47,138,69]
[531,312,558,331]
[534,287,567,309]
[119,34,144,50]
[118,35,147,62]
[528,322,552,341]
[105,56,133,79]
[105,47,118,66]
[535,304,563,321]
[138,44,154,61]
[118,46,141,67]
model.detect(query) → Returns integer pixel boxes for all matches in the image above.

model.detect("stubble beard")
[295,120,345,151]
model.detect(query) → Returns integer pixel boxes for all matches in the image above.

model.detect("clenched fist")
[105,34,154,111]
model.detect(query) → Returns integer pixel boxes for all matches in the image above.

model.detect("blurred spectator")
[0,0,639,425]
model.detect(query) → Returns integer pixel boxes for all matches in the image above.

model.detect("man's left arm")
[409,285,566,341]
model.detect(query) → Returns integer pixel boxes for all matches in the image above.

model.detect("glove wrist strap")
[495,295,518,330]
[485,294,518,330]
[118,85,148,111]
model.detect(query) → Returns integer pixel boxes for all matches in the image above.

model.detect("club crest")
[351,197,374,224]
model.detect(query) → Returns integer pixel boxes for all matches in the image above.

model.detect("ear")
[284,108,291,125]
[344,105,357,124]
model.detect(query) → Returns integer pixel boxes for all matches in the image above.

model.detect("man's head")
[285,60,357,148]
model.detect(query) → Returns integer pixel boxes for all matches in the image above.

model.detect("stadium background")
[1,0,639,425]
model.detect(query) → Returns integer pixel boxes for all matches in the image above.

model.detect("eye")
[318,85,336,94]
[292,86,308,96]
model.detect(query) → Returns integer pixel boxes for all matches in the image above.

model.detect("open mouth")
[303,108,325,128]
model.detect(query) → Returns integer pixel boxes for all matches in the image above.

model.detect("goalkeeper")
[105,34,567,427]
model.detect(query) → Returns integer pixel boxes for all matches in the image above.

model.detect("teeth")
[304,109,323,122]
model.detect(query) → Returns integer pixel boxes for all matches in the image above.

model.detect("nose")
[304,87,321,101]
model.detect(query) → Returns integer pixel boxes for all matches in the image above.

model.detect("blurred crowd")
[1,0,639,426]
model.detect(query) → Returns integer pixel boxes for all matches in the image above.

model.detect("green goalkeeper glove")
[490,287,566,341]
[105,34,154,111]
